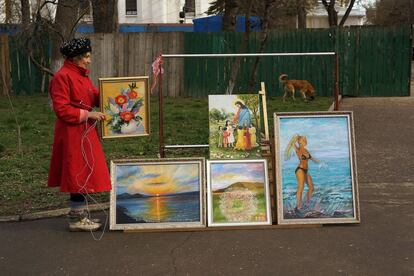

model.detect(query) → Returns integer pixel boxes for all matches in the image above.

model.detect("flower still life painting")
[110,158,206,230]
[99,77,149,139]
[207,160,271,227]
[274,112,360,225]
[209,95,262,160]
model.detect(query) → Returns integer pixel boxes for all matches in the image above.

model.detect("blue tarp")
[75,24,194,33]
[193,15,261,32]
[0,24,20,35]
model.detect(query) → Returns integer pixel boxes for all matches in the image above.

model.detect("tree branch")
[339,0,356,26]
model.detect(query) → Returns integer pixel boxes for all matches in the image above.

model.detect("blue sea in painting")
[116,193,200,224]
[281,156,355,219]
[278,116,355,219]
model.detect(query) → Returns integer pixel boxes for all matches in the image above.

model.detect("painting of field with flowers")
[207,160,271,226]
[99,77,149,139]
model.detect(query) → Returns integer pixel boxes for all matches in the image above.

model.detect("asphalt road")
[1,97,413,276]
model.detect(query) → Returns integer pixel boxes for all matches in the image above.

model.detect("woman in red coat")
[48,37,111,231]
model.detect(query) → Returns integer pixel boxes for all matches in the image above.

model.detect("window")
[184,0,195,13]
[183,0,195,16]
[126,0,137,15]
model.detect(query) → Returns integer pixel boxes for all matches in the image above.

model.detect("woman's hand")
[88,111,106,121]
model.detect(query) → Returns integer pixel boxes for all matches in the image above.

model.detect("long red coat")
[48,60,111,193]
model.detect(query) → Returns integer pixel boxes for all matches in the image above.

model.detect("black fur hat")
[60,37,92,58]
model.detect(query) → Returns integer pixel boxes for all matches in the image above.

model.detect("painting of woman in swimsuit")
[285,135,319,210]
[274,112,360,225]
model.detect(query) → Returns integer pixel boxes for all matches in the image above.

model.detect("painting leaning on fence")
[274,112,360,225]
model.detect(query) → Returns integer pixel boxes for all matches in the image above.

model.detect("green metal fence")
[183,26,412,97]
[8,37,49,95]
[5,26,411,96]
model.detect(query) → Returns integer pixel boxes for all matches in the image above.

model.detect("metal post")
[158,62,165,158]
[334,53,340,111]
[159,52,337,151]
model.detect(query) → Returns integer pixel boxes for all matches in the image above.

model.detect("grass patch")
[0,94,332,216]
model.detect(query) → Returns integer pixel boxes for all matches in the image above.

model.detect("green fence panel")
[8,36,49,95]
[183,26,411,97]
[183,29,336,97]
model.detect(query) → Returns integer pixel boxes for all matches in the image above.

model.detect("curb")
[0,202,110,222]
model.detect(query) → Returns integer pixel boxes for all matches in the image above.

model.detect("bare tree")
[20,0,30,26]
[5,0,12,23]
[50,0,83,72]
[91,0,118,33]
[367,0,414,26]
[321,0,338,26]
[297,0,307,28]
[3,0,22,23]
[321,0,356,27]
[16,0,88,76]
[248,0,279,91]
[226,0,254,94]
[208,0,239,31]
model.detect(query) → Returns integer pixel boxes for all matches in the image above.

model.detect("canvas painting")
[99,76,150,139]
[207,160,271,227]
[209,94,261,159]
[274,112,360,225]
[110,158,206,230]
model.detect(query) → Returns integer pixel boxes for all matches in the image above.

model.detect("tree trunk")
[5,0,12,23]
[222,0,238,31]
[248,0,273,92]
[339,0,356,26]
[226,0,254,94]
[91,0,118,33]
[20,0,31,27]
[322,0,338,26]
[297,0,307,29]
[51,0,81,73]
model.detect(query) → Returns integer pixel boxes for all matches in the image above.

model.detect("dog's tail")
[279,74,288,83]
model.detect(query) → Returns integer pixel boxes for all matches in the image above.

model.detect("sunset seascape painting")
[110,159,205,230]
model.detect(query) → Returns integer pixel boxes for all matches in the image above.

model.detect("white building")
[306,1,366,28]
[1,1,367,28]
[118,0,210,24]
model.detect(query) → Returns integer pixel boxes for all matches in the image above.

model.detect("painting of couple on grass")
[209,95,261,159]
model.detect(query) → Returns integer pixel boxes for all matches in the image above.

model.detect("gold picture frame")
[99,76,150,139]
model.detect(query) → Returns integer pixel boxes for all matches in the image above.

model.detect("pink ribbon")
[150,55,164,93]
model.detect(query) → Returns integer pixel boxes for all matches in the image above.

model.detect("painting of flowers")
[207,160,271,227]
[209,95,262,160]
[99,77,149,139]
[274,112,360,225]
[110,158,206,230]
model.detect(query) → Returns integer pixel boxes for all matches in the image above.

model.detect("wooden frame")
[207,159,272,227]
[99,76,150,139]
[274,111,360,225]
[110,158,206,231]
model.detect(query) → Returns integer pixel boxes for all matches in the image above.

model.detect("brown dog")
[279,74,316,102]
